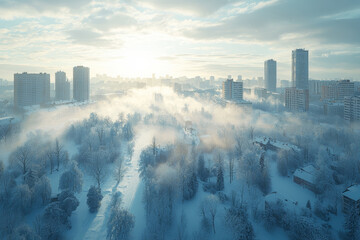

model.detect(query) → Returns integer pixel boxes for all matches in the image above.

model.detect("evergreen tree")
[216,166,224,191]
[87,186,103,213]
[344,207,360,240]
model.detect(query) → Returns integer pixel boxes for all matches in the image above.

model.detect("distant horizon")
[1,1,360,81]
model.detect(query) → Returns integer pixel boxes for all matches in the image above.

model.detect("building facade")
[264,59,277,92]
[320,80,354,101]
[222,78,243,101]
[342,185,360,214]
[73,66,90,101]
[55,71,71,101]
[285,87,309,112]
[292,49,309,89]
[344,96,360,121]
[14,72,50,107]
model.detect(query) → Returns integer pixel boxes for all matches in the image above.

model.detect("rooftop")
[343,185,360,202]
[293,165,317,184]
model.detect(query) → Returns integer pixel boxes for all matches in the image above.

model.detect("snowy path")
[66,127,156,240]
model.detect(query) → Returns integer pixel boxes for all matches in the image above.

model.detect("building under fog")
[285,87,309,112]
[14,72,50,107]
[55,71,71,101]
[73,66,90,101]
[264,59,277,92]
[320,80,354,101]
[292,49,308,89]
[344,96,360,122]
[222,78,243,101]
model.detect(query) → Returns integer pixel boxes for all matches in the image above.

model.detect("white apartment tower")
[292,49,309,89]
[14,72,50,107]
[222,78,243,101]
[73,66,90,102]
[264,59,277,92]
[285,87,309,112]
[55,71,71,101]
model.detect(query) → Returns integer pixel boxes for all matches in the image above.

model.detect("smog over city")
[0,1,360,240]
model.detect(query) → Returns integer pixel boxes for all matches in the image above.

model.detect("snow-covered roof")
[343,185,360,202]
[293,165,317,184]
[254,136,301,152]
[0,116,16,125]
[264,192,297,208]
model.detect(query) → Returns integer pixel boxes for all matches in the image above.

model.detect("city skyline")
[0,1,360,80]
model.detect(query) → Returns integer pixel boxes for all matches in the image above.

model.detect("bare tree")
[114,155,124,184]
[89,151,107,189]
[202,195,219,234]
[12,144,32,177]
[96,126,105,146]
[228,151,235,184]
[54,139,64,171]
[249,126,255,141]
[46,149,55,174]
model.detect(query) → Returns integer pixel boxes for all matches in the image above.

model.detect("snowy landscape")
[1,1,360,240]
[0,86,360,240]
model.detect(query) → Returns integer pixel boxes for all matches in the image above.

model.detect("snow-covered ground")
[64,125,179,240]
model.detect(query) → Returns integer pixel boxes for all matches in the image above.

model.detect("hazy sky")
[0,0,359,81]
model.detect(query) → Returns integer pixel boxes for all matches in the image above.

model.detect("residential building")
[14,72,50,107]
[344,96,360,121]
[55,71,71,101]
[285,87,309,112]
[264,59,277,92]
[292,49,309,89]
[342,185,360,214]
[293,165,318,192]
[323,101,344,118]
[321,80,354,101]
[73,66,90,101]
[254,87,268,99]
[222,78,243,101]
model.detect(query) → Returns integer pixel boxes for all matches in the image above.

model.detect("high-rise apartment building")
[344,96,360,121]
[285,87,309,112]
[14,72,50,107]
[292,49,309,89]
[73,66,90,101]
[264,59,277,92]
[321,80,354,101]
[55,71,70,101]
[222,78,243,101]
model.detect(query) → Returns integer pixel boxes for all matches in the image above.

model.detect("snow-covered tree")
[88,150,108,189]
[10,143,32,176]
[225,204,255,240]
[24,168,38,189]
[182,164,198,201]
[87,186,103,213]
[216,164,224,191]
[12,184,32,214]
[41,202,69,239]
[201,194,219,234]
[11,224,40,240]
[107,208,135,240]
[114,156,124,184]
[197,154,209,182]
[59,162,83,193]
[58,190,79,217]
[34,176,51,205]
[122,122,134,141]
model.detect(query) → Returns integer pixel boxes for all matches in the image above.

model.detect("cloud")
[66,28,121,47]
[0,0,90,14]
[85,10,138,32]
[182,0,360,46]
[136,0,238,16]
